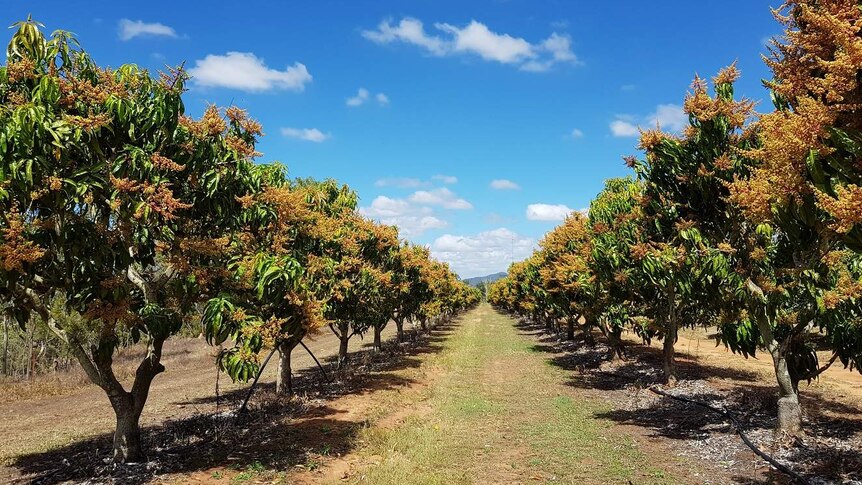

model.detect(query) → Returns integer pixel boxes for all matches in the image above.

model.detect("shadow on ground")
[508,313,862,485]
[10,320,460,484]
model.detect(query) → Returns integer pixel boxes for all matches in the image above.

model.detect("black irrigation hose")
[647,385,810,485]
[238,346,278,415]
[299,340,330,383]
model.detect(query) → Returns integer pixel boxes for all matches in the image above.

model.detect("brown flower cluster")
[6,57,36,82]
[816,184,862,233]
[151,153,186,172]
[0,208,46,272]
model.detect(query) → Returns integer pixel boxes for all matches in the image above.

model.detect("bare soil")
[5,308,862,484]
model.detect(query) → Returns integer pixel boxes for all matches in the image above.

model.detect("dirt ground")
[4,307,862,484]
[0,323,399,468]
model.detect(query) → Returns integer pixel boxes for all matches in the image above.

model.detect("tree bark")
[395,317,405,343]
[749,305,804,434]
[566,318,575,341]
[110,393,144,462]
[596,318,624,359]
[772,347,802,434]
[420,317,428,332]
[2,317,8,377]
[662,319,678,386]
[276,340,298,395]
[373,325,382,352]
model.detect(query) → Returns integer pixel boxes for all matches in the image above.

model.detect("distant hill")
[463,272,507,286]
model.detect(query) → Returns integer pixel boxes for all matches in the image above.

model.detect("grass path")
[342,304,678,484]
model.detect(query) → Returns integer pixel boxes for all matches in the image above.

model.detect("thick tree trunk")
[772,348,802,434]
[420,317,428,332]
[566,318,575,341]
[373,325,382,352]
[110,394,144,462]
[276,340,297,395]
[107,349,163,463]
[662,319,678,386]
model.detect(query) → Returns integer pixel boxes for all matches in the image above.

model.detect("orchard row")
[490,0,862,437]
[0,18,480,463]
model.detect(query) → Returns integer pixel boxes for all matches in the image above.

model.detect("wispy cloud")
[409,187,472,210]
[526,203,573,221]
[118,19,178,41]
[359,195,449,237]
[189,52,311,92]
[347,87,390,107]
[375,177,426,188]
[490,179,520,190]
[610,104,686,137]
[281,127,330,142]
[432,174,458,184]
[431,227,535,277]
[363,17,579,72]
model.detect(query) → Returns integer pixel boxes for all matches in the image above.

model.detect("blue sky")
[6,1,783,277]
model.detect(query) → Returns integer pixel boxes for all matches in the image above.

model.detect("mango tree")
[1,20,264,461]
[626,66,755,384]
[726,0,862,433]
[391,243,431,342]
[536,213,593,340]
[586,178,644,359]
[202,178,357,395]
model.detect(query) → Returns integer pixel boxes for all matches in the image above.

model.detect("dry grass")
[343,304,678,485]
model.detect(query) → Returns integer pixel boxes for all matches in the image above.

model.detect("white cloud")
[375,177,426,188]
[648,104,687,132]
[490,179,520,190]
[189,52,312,92]
[409,188,473,210]
[363,17,578,72]
[610,119,639,137]
[571,128,584,139]
[118,19,178,41]
[360,195,448,237]
[526,203,573,221]
[347,88,389,107]
[362,17,448,55]
[436,20,534,64]
[610,104,686,137]
[432,174,458,184]
[431,228,535,278]
[347,88,370,107]
[281,127,330,142]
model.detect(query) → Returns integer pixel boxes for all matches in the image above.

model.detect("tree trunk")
[772,348,802,434]
[395,317,404,343]
[276,340,297,395]
[662,319,678,386]
[420,317,428,332]
[110,394,144,462]
[26,322,33,379]
[338,333,350,368]
[566,318,575,341]
[373,325,382,352]
[750,310,804,434]
[2,317,8,377]
[581,322,595,346]
[596,318,624,359]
